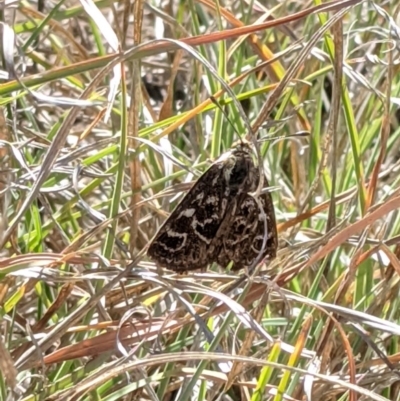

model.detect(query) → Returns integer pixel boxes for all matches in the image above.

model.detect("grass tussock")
[1,0,400,400]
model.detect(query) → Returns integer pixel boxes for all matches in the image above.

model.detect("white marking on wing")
[178,208,196,218]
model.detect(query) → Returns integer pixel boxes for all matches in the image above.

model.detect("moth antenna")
[209,95,246,145]
[258,130,310,143]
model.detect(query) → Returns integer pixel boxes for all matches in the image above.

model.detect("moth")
[147,141,278,272]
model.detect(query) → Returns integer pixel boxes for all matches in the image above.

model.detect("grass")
[1,0,400,400]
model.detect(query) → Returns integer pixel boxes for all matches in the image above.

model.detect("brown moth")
[147,141,277,272]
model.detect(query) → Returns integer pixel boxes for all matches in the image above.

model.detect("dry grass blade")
[225,289,271,390]
[0,334,17,389]
[0,107,10,246]
[127,0,144,254]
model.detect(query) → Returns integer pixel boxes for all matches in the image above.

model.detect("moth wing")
[148,164,231,272]
[216,177,277,271]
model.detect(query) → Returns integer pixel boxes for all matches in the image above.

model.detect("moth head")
[215,140,256,189]
[231,139,252,153]
[228,151,255,190]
